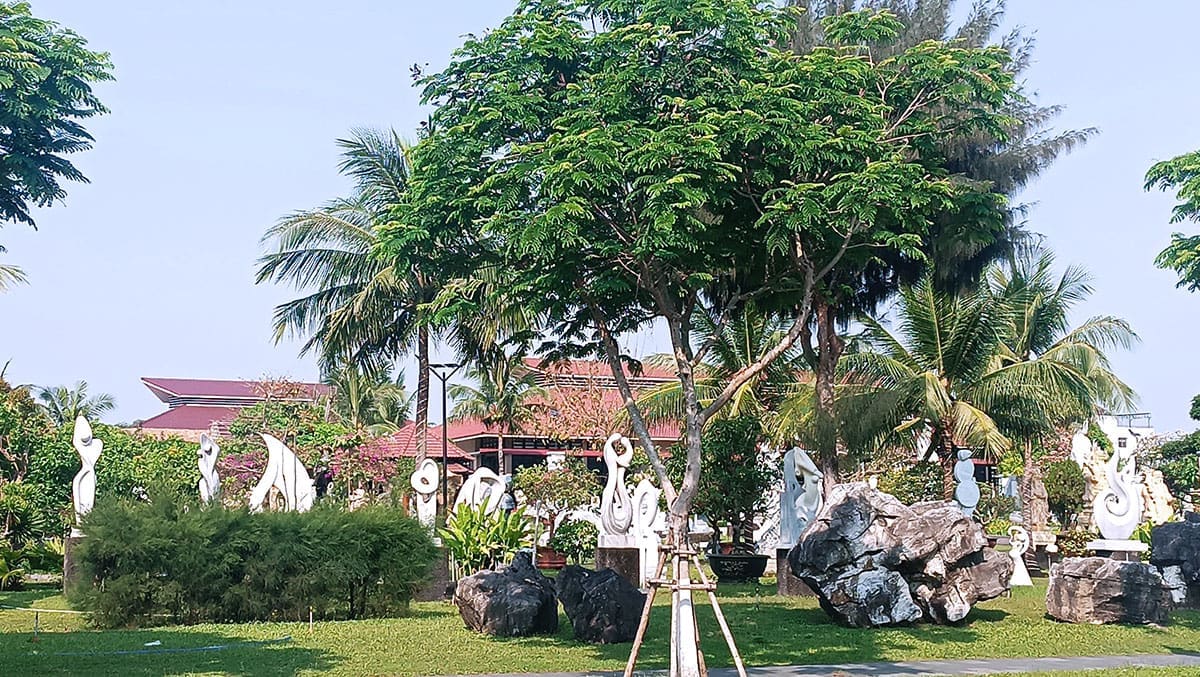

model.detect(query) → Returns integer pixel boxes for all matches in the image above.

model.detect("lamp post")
[429,362,462,512]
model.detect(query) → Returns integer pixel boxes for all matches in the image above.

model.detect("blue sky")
[1,1,1198,432]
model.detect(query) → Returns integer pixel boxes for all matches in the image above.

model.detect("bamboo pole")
[624,546,668,677]
[691,554,747,677]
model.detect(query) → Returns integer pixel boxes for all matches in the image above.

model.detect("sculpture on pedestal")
[453,466,505,515]
[249,433,315,512]
[599,433,634,546]
[1094,445,1143,540]
[71,416,101,531]
[953,449,980,517]
[410,458,439,529]
[632,478,663,587]
[198,433,221,504]
[1007,524,1033,587]
[779,448,823,549]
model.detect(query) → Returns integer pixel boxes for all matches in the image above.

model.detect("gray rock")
[1150,515,1200,607]
[454,552,558,636]
[557,565,645,643]
[1046,557,1173,625]
[788,482,1012,627]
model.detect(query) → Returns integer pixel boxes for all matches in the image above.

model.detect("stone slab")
[594,547,640,588]
[62,535,86,597]
[415,547,452,602]
[775,548,813,597]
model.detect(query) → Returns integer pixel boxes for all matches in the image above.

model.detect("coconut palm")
[449,355,547,473]
[0,245,27,291]
[36,381,115,425]
[324,361,414,437]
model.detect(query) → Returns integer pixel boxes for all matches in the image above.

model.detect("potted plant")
[513,458,599,569]
[668,417,777,583]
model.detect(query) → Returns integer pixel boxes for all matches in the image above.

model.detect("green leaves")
[438,503,532,575]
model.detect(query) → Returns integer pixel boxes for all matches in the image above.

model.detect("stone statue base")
[415,547,452,602]
[1087,539,1149,562]
[776,548,813,596]
[598,533,635,549]
[595,547,641,588]
[63,533,87,596]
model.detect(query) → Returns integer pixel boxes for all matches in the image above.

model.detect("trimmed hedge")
[70,494,435,628]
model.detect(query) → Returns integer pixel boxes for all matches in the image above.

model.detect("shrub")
[1055,529,1092,557]
[1044,460,1086,527]
[549,518,598,564]
[877,461,943,505]
[513,458,599,540]
[70,493,435,628]
[438,503,531,576]
[984,517,1012,536]
[974,484,1017,530]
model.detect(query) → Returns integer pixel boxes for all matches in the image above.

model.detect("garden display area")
[2,580,1199,677]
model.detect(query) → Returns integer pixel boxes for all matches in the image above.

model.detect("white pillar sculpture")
[1008,525,1033,587]
[198,433,221,504]
[249,433,315,513]
[1094,445,1143,540]
[410,458,439,529]
[953,449,981,517]
[779,448,823,549]
[599,432,634,547]
[452,466,505,515]
[71,416,101,533]
[632,478,663,588]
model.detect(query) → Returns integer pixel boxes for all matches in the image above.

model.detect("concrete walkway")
[466,653,1200,677]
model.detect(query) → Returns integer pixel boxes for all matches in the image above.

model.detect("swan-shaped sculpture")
[632,478,663,587]
[198,433,221,504]
[410,458,439,528]
[452,466,505,515]
[1093,446,1142,540]
[72,416,102,531]
[779,448,823,549]
[953,449,980,517]
[1008,524,1033,587]
[600,433,634,545]
[249,433,316,513]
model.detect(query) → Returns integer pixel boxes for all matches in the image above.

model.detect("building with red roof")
[136,377,331,441]
[355,421,475,476]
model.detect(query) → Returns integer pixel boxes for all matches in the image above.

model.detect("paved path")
[463,652,1200,677]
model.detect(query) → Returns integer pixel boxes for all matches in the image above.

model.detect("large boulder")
[788,483,1012,627]
[557,565,646,643]
[1150,513,1200,607]
[1046,557,1173,625]
[454,552,558,636]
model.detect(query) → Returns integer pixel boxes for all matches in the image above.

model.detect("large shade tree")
[1145,149,1200,291]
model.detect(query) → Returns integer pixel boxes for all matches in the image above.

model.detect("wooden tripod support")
[623,541,747,677]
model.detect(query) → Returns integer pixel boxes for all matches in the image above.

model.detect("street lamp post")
[429,363,462,513]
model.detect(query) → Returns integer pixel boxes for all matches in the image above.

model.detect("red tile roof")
[358,422,473,461]
[142,377,330,403]
[137,405,242,431]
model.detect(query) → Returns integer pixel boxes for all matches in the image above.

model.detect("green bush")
[984,517,1012,536]
[438,503,531,575]
[70,493,435,628]
[876,462,943,505]
[975,484,1017,531]
[549,518,598,564]
[1044,460,1086,527]
[1055,529,1092,557]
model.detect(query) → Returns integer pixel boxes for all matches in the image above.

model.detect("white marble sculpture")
[249,433,316,513]
[71,416,101,532]
[953,449,981,517]
[410,458,439,529]
[779,448,823,549]
[633,478,664,587]
[198,433,221,504]
[1007,525,1034,587]
[599,433,635,547]
[452,466,505,515]
[1093,445,1142,540]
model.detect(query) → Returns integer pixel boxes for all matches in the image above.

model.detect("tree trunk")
[415,324,430,463]
[810,299,844,494]
[937,432,956,501]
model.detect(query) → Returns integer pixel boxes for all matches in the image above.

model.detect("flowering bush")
[513,458,599,540]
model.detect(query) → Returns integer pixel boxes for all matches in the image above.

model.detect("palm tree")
[36,381,115,425]
[449,355,547,474]
[0,245,27,292]
[324,361,414,437]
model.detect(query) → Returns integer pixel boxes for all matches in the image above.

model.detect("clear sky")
[2,1,1198,433]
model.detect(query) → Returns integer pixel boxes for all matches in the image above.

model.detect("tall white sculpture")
[1007,525,1033,587]
[410,458,439,528]
[453,466,504,515]
[249,433,315,513]
[1094,445,1143,540]
[953,449,980,517]
[599,433,634,547]
[198,433,221,504]
[71,416,101,532]
[632,478,663,587]
[779,448,823,549]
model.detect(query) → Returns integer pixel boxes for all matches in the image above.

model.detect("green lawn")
[1,580,1198,676]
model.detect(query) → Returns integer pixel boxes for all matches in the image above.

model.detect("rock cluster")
[1046,557,1173,625]
[788,483,1012,627]
[1150,513,1200,607]
[454,553,558,637]
[557,565,645,643]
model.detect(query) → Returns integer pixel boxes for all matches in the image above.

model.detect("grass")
[1,579,1198,676]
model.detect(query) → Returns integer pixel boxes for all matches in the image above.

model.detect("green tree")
[35,381,115,425]
[449,354,546,472]
[1146,149,1200,290]
[0,244,26,292]
[324,361,413,436]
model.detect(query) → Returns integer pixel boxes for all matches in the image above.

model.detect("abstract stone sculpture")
[1046,557,1173,624]
[632,478,663,587]
[599,433,634,547]
[410,458,439,529]
[1008,525,1033,587]
[197,433,221,504]
[789,483,1012,627]
[953,449,980,517]
[779,447,823,549]
[71,416,101,531]
[1093,445,1142,540]
[557,565,646,643]
[454,552,558,637]
[249,433,316,513]
[453,466,505,515]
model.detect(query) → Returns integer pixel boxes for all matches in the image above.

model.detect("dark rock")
[1046,557,1173,625]
[557,565,645,643]
[594,546,641,588]
[788,483,1012,627]
[454,552,558,636]
[1150,517,1200,606]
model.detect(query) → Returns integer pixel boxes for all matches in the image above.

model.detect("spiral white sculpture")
[779,448,823,549]
[453,466,505,515]
[410,459,439,528]
[953,449,980,517]
[1008,525,1033,587]
[1093,446,1142,540]
[198,433,221,504]
[249,433,315,513]
[71,416,101,532]
[599,433,634,547]
[633,478,663,587]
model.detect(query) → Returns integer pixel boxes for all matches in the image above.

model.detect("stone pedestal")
[1087,539,1149,562]
[62,534,86,596]
[415,547,452,602]
[595,547,641,588]
[776,548,813,596]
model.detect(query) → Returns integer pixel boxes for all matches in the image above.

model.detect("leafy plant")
[1086,421,1113,453]
[876,462,944,506]
[974,484,1017,530]
[1055,529,1093,558]
[0,540,26,590]
[1044,460,1086,528]
[438,503,531,576]
[984,518,1012,537]
[549,519,598,565]
[513,458,599,541]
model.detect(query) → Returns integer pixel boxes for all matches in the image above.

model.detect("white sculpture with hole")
[453,466,505,515]
[599,432,635,547]
[1093,445,1143,540]
[71,416,102,534]
[953,449,981,517]
[249,433,315,512]
[410,458,439,529]
[198,433,221,504]
[1008,525,1034,587]
[779,448,823,550]
[632,478,664,587]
